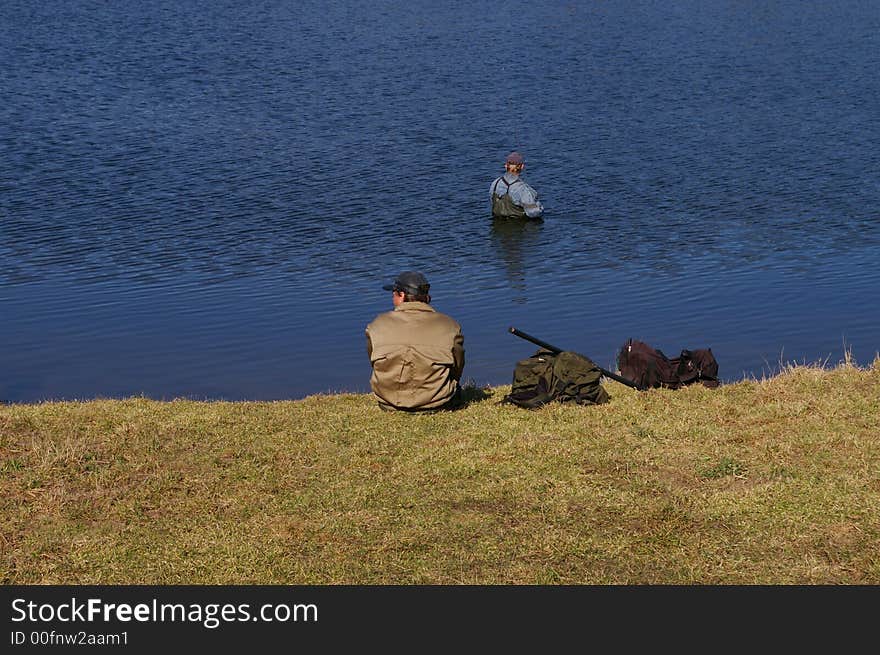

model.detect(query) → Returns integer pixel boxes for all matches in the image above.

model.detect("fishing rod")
[508,326,645,391]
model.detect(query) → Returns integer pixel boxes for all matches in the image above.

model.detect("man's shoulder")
[430,310,462,332]
[515,179,539,198]
[367,307,462,340]
[366,310,396,330]
[368,303,436,323]
[401,304,460,328]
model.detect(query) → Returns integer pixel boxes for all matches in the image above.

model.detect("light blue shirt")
[489,172,544,218]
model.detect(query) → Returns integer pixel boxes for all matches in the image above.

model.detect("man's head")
[505,151,525,174]
[383,271,431,305]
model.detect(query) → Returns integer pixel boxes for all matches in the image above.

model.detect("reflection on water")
[489,218,544,303]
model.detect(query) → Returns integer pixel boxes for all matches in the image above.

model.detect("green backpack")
[503,349,610,409]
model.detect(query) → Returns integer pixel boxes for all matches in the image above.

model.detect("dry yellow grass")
[2,358,878,584]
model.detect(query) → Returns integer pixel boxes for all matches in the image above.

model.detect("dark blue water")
[2,1,879,403]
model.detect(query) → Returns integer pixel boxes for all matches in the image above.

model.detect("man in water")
[490,151,544,219]
[366,271,465,411]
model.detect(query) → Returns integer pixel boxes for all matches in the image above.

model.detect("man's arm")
[522,201,543,219]
[513,182,543,218]
[451,330,465,381]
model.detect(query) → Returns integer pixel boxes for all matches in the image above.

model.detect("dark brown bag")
[617,339,719,390]
[670,349,720,388]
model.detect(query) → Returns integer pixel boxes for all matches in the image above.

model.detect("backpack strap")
[502,385,555,409]
[492,176,521,197]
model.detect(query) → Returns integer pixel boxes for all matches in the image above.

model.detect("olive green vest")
[491,177,527,219]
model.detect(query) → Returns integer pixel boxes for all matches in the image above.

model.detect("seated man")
[365,271,465,411]
[490,151,544,219]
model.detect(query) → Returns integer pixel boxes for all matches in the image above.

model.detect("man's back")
[490,172,543,219]
[366,301,465,411]
[490,151,543,219]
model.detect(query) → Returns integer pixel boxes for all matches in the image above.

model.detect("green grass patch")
[699,457,747,480]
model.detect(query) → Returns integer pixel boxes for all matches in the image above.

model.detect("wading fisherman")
[365,271,465,412]
[490,151,544,219]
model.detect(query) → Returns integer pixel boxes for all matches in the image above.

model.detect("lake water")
[2,1,879,403]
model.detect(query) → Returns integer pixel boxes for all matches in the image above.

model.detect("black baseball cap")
[383,271,430,294]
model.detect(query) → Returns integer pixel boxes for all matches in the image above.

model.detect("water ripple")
[2,0,879,401]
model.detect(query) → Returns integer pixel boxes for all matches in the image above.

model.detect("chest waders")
[491,177,528,219]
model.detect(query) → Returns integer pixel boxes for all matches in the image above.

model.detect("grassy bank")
[2,360,879,584]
